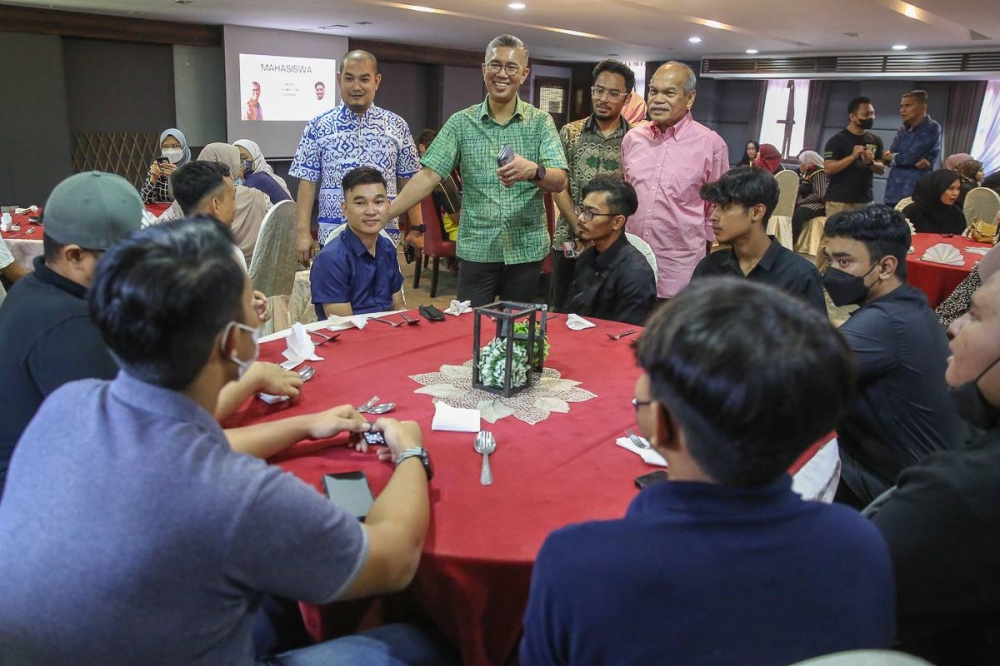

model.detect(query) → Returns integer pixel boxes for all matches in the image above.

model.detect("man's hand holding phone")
[357,418,424,462]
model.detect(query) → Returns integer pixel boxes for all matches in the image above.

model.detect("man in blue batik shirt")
[883,90,942,207]
[290,50,421,265]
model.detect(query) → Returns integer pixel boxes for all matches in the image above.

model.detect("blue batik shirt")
[290,103,420,245]
[884,115,942,206]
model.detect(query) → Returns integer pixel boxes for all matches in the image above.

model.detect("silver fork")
[625,428,650,449]
[474,431,496,485]
[308,330,340,346]
[607,330,637,341]
[357,395,380,413]
[371,317,402,328]
[398,313,420,326]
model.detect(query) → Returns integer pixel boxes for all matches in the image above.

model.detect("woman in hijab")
[754,144,785,174]
[736,140,760,167]
[194,143,271,266]
[233,139,292,203]
[943,153,985,208]
[141,128,191,204]
[792,150,827,242]
[903,169,966,235]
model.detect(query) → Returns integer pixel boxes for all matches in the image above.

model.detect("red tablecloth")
[907,233,992,308]
[0,213,43,241]
[228,314,829,665]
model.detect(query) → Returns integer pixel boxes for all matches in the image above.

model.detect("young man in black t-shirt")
[823,96,885,217]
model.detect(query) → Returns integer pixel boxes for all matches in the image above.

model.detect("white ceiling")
[5,0,999,61]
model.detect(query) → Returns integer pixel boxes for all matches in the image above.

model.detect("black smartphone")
[155,156,170,164]
[322,471,375,520]
[496,144,514,168]
[363,430,386,446]
[634,470,668,490]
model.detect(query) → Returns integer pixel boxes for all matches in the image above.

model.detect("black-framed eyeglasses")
[486,61,521,76]
[632,397,652,411]
[591,85,625,101]
[575,206,617,223]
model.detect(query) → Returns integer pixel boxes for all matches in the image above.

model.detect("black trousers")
[457,259,543,307]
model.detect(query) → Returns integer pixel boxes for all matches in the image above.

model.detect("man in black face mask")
[822,205,970,509]
[869,273,1000,665]
[823,96,885,218]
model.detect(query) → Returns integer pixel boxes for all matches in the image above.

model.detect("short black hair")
[342,166,387,194]
[848,96,872,116]
[581,175,638,218]
[315,81,324,88]
[699,166,779,228]
[823,205,911,280]
[903,89,928,104]
[593,59,635,93]
[636,278,856,486]
[88,216,246,390]
[171,161,228,216]
[417,129,438,148]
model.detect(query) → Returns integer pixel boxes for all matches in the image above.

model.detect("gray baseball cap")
[43,171,143,250]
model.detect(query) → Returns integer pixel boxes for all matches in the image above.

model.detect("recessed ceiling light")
[843,32,862,38]
[411,5,435,11]
[704,20,723,29]
[508,2,526,9]
[892,44,908,50]
[688,36,702,43]
[356,20,372,25]
[745,49,758,54]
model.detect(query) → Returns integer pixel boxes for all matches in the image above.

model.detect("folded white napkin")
[444,300,472,316]
[325,314,370,331]
[566,314,596,330]
[921,243,964,266]
[615,436,667,467]
[281,323,323,368]
[258,392,291,405]
[431,401,481,432]
[965,247,991,256]
[14,206,38,215]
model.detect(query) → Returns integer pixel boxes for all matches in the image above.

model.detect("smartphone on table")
[322,471,375,520]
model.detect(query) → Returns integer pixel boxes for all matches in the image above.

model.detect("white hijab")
[233,139,291,197]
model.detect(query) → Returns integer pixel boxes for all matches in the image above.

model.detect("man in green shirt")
[388,34,568,306]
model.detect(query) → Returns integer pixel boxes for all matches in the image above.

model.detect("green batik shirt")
[421,97,568,264]
[552,114,631,247]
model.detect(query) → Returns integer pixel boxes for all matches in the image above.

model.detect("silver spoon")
[367,402,396,414]
[357,395,380,413]
[398,313,420,326]
[371,317,402,328]
[298,366,315,382]
[607,330,637,341]
[308,330,340,345]
[474,430,495,486]
[6,227,35,239]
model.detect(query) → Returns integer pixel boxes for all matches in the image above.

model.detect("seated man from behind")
[521,279,895,666]
[564,176,656,325]
[823,206,970,508]
[311,167,404,320]
[692,166,826,313]
[872,273,1000,666]
[0,218,447,665]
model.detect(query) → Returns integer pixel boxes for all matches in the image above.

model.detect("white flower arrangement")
[478,337,529,389]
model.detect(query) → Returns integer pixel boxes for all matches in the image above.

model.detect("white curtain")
[971,80,1000,175]
[759,79,811,158]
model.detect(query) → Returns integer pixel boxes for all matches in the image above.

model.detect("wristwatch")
[396,447,433,481]
[531,165,547,182]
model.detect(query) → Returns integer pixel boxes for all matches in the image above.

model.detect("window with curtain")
[759,79,811,158]
[971,80,1000,175]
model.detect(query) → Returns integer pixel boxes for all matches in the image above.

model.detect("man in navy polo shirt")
[521,279,895,666]
[311,167,404,320]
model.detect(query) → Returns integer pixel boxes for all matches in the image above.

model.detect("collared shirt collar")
[593,231,630,272]
[628,475,798,518]
[903,114,931,132]
[478,96,527,123]
[647,111,692,140]
[337,102,381,122]
[31,256,87,300]
[109,370,224,439]
[730,236,782,274]
[340,224,376,258]
[583,113,631,138]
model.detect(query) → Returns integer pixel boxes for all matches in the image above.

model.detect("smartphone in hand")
[496,145,514,168]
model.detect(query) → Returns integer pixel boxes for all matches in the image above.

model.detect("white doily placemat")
[410,361,597,425]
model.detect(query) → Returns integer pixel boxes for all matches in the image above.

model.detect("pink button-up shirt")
[622,113,729,298]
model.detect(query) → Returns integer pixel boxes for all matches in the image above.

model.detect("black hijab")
[904,169,966,234]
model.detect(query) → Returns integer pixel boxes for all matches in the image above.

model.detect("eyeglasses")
[574,206,618,223]
[591,86,626,101]
[631,397,652,411]
[486,61,522,76]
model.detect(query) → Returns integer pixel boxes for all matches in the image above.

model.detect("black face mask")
[823,263,879,307]
[857,118,874,130]
[949,355,1000,430]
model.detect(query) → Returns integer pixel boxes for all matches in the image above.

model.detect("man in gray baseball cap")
[0,171,142,495]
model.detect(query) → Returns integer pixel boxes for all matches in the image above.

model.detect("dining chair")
[625,232,658,281]
[773,170,799,218]
[248,200,298,297]
[789,650,931,666]
[894,196,914,213]
[964,187,1000,227]
[413,195,456,298]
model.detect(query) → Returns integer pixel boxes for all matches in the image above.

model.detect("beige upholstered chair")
[894,197,914,212]
[625,232,658,281]
[789,650,933,666]
[773,170,799,218]
[795,216,826,262]
[964,187,1000,227]
[766,214,794,250]
[248,200,299,298]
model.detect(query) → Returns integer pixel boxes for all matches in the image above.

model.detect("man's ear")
[653,402,680,452]
[878,255,899,280]
[62,245,86,264]
[612,214,627,231]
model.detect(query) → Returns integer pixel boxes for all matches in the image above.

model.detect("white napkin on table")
[566,314,596,330]
[325,314,371,331]
[444,300,472,316]
[280,323,323,369]
[14,206,38,215]
[431,401,481,432]
[615,436,667,467]
[965,247,991,256]
[921,243,964,266]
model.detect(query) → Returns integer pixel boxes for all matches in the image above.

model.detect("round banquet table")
[907,232,992,308]
[1,212,44,269]
[227,312,829,666]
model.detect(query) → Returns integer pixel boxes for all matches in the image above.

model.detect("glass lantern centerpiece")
[472,301,550,398]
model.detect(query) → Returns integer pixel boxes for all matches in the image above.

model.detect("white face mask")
[221,321,260,378]
[162,148,184,164]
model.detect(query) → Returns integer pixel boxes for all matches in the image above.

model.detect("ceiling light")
[843,32,862,38]
[508,2,526,9]
[903,5,918,19]
[704,20,723,29]
[892,44,908,50]
[688,36,702,43]
[411,5,435,11]
[356,20,372,24]
[745,49,758,54]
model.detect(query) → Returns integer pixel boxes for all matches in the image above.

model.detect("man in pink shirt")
[622,61,729,298]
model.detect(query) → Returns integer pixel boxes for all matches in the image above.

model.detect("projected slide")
[238,54,338,122]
